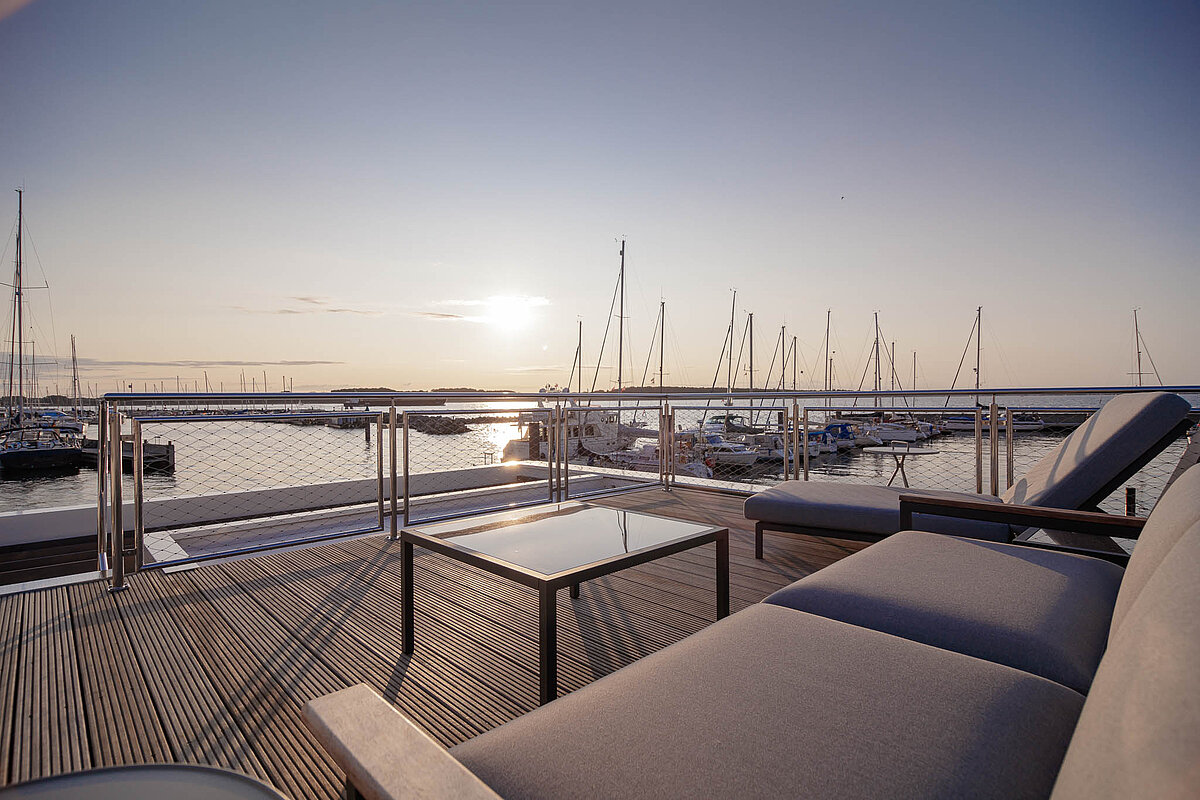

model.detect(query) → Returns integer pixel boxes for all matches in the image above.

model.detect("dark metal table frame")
[401,508,729,705]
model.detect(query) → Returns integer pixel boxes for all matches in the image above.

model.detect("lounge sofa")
[304,462,1200,800]
[744,391,1191,555]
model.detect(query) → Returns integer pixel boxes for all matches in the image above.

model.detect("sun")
[483,295,548,332]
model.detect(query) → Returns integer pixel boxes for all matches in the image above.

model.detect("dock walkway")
[0,488,864,797]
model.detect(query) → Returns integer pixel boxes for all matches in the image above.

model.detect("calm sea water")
[2,394,1192,514]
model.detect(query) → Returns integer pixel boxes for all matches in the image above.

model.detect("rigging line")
[20,223,60,362]
[700,323,732,426]
[983,325,1018,388]
[874,322,911,409]
[638,304,662,387]
[731,313,750,390]
[1139,330,1164,386]
[663,311,690,387]
[945,311,979,407]
[588,269,623,394]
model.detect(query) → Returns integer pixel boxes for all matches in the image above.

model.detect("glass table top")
[407,502,718,576]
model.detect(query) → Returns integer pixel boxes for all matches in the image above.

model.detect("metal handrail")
[97,385,1197,589]
[98,384,1200,404]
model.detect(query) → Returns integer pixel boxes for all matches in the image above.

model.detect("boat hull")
[0,446,82,472]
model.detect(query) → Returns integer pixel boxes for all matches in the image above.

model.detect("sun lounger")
[744,391,1191,555]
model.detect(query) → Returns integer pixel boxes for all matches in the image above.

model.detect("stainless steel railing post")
[561,406,570,500]
[96,400,108,571]
[1005,406,1015,489]
[109,407,127,593]
[780,404,789,481]
[547,408,556,503]
[388,403,398,539]
[989,399,1000,496]
[402,411,411,526]
[667,409,676,490]
[802,407,810,481]
[132,418,145,571]
[376,412,385,531]
[974,407,984,494]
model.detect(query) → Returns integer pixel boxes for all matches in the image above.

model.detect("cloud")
[409,311,467,321]
[504,364,566,374]
[411,295,552,325]
[75,357,344,369]
[231,296,383,316]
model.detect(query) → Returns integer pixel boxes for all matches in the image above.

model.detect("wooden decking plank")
[118,572,273,783]
[0,592,23,786]
[66,580,173,768]
[215,555,509,744]
[156,568,341,800]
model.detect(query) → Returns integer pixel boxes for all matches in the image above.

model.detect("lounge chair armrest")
[303,684,501,800]
[898,495,1147,538]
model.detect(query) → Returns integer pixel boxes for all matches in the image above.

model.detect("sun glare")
[483,295,547,332]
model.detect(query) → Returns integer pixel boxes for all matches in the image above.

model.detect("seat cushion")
[743,481,1012,541]
[451,604,1084,800]
[763,531,1125,692]
[1051,520,1200,799]
[1002,391,1190,508]
[1110,462,1200,634]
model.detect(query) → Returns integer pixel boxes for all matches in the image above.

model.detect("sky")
[0,0,1196,394]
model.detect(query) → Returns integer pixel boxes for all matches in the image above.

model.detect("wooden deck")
[0,488,866,797]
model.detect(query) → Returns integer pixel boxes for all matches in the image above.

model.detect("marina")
[1,1,1197,797]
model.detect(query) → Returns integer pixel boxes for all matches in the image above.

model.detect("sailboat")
[1,190,83,472]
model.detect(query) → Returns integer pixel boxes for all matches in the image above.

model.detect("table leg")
[716,532,730,619]
[898,454,909,488]
[538,586,557,705]
[402,539,414,654]
[887,454,902,487]
[569,583,580,599]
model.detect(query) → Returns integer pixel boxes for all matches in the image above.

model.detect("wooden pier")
[0,488,864,797]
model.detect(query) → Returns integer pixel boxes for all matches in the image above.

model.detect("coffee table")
[863,444,940,487]
[401,502,729,705]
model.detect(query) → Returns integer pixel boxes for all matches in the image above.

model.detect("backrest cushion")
[1110,462,1200,633]
[1002,392,1190,508]
[1050,520,1200,799]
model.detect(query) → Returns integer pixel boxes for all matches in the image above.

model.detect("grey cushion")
[743,481,1013,541]
[763,531,1125,692]
[1051,520,1200,799]
[1110,463,1200,634]
[451,604,1084,800]
[1002,391,1190,508]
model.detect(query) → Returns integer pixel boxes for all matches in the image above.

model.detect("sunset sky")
[1,1,1196,394]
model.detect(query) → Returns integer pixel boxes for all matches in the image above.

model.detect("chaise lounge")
[303,460,1200,800]
[744,391,1191,556]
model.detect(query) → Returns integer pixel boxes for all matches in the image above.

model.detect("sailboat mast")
[823,309,831,394]
[974,306,982,402]
[658,300,664,389]
[1133,308,1143,387]
[792,336,798,390]
[873,312,880,407]
[617,240,625,397]
[727,291,736,395]
[15,189,23,423]
[779,326,786,391]
[71,335,80,417]
[748,312,754,392]
[577,320,583,394]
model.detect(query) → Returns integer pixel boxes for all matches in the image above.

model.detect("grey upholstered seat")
[762,531,1124,692]
[450,604,1084,800]
[1050,518,1200,798]
[745,391,1191,544]
[745,481,1012,540]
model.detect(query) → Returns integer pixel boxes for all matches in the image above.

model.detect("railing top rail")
[130,411,384,423]
[100,385,1200,404]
